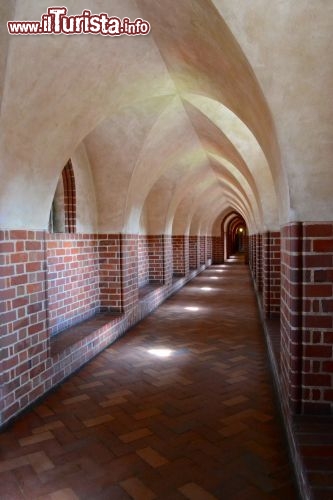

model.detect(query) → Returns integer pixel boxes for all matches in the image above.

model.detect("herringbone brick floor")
[0,259,299,499]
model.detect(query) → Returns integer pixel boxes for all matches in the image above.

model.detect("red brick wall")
[120,234,138,311]
[200,236,206,265]
[138,235,149,287]
[46,234,100,335]
[172,235,186,276]
[212,236,223,264]
[263,231,281,318]
[1,229,211,427]
[99,234,122,312]
[148,235,164,284]
[249,235,253,272]
[189,236,198,270]
[302,223,333,414]
[207,236,212,262]
[0,230,49,425]
[256,234,263,292]
[280,222,333,415]
[164,235,173,285]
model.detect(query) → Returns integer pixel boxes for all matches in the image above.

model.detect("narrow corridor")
[0,261,298,499]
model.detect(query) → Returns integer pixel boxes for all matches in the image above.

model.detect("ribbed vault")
[0,0,332,234]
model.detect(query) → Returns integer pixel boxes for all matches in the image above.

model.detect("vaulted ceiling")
[0,0,332,234]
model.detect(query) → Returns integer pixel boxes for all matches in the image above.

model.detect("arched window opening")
[49,160,76,233]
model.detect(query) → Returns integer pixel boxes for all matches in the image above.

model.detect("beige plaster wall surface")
[214,0,333,222]
[0,0,332,235]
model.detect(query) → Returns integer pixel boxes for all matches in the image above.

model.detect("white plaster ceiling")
[0,0,332,234]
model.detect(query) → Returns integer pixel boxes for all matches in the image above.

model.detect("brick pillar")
[164,235,173,286]
[147,235,172,285]
[281,222,333,415]
[251,235,255,272]
[0,230,49,425]
[212,236,223,264]
[263,232,271,317]
[184,235,189,274]
[256,234,263,292]
[148,235,164,284]
[207,236,212,263]
[120,234,138,311]
[189,236,198,270]
[252,235,257,280]
[263,232,281,318]
[249,235,253,270]
[302,223,333,414]
[280,223,303,415]
[200,236,206,265]
[138,235,149,287]
[99,234,122,312]
[172,235,189,277]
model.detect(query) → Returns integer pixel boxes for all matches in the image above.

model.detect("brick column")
[263,232,281,318]
[280,223,304,415]
[184,235,190,274]
[148,235,164,284]
[189,236,198,270]
[251,235,255,272]
[0,230,49,425]
[302,223,333,414]
[99,234,122,312]
[138,235,149,287]
[256,234,263,292]
[252,235,257,280]
[207,236,212,263]
[120,234,138,311]
[200,236,206,265]
[172,235,189,277]
[164,235,173,286]
[147,235,172,285]
[281,222,333,415]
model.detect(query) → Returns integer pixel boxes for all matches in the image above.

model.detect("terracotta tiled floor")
[0,260,300,499]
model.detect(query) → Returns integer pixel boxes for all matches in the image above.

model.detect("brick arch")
[221,211,248,263]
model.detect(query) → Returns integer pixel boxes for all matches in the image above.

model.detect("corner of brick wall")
[0,230,49,425]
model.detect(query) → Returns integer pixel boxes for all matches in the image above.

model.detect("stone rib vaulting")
[0,2,332,499]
